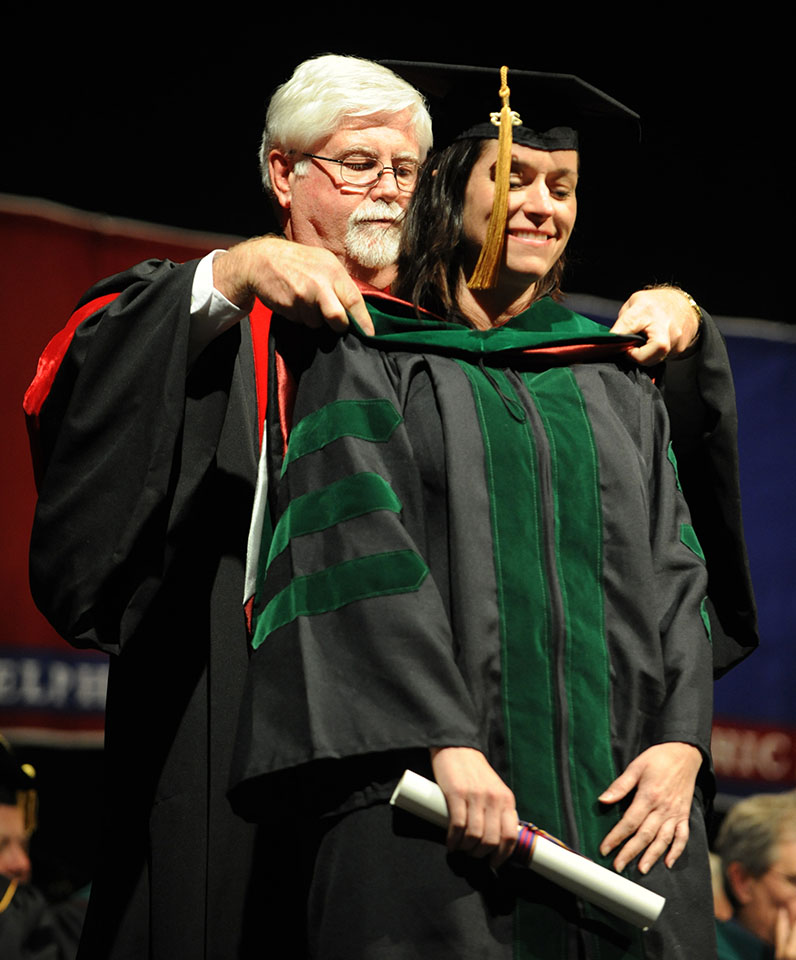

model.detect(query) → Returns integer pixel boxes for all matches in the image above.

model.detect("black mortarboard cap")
[381,62,639,289]
[380,61,639,153]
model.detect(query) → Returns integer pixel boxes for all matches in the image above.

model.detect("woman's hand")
[597,742,702,874]
[430,746,518,869]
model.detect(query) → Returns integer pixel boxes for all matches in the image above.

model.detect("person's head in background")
[0,736,36,884]
[717,791,796,945]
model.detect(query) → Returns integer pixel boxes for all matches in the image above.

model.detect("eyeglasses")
[301,153,420,192]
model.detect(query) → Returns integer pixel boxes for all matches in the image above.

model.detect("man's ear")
[727,861,755,906]
[269,150,292,213]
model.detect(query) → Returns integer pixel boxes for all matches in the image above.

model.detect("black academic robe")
[657,316,758,676]
[25,261,756,959]
[230,298,716,959]
[26,260,274,959]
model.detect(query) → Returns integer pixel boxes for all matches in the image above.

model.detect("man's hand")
[430,746,518,869]
[611,288,701,366]
[213,236,374,334]
[597,742,702,874]
[775,905,796,959]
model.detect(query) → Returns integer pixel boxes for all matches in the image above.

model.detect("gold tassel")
[20,763,37,835]
[467,66,517,291]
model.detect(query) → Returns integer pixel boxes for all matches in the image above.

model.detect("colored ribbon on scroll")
[389,769,665,930]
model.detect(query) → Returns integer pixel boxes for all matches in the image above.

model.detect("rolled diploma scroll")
[389,769,665,930]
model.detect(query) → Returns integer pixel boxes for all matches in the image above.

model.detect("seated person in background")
[0,739,86,960]
[0,737,56,959]
[712,850,735,921]
[716,791,796,959]
[0,740,34,887]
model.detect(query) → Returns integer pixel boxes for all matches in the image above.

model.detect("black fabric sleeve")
[648,386,714,762]
[28,259,243,654]
[229,329,483,820]
[661,310,758,677]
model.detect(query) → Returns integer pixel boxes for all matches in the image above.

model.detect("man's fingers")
[218,236,378,335]
[311,288,351,333]
[283,274,372,335]
[610,287,704,363]
[336,283,373,335]
[774,906,796,959]
[626,342,669,366]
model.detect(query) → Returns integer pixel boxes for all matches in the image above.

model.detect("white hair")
[259,54,433,197]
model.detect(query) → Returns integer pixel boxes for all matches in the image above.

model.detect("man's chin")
[346,225,401,271]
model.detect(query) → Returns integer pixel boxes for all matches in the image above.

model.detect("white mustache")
[349,200,405,225]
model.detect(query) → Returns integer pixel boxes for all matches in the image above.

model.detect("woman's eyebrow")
[499,160,578,178]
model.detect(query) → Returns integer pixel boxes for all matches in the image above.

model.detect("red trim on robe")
[23,293,120,420]
[518,340,637,363]
[249,300,273,449]
[274,351,297,462]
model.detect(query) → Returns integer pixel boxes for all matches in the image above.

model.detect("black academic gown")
[230,299,717,959]
[658,318,758,676]
[27,260,274,959]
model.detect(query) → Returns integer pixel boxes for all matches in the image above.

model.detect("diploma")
[389,769,665,930]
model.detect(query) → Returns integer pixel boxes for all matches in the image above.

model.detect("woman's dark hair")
[394,139,566,325]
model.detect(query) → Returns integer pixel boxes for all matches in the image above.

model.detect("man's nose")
[369,167,402,202]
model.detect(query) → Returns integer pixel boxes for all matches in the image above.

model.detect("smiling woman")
[460,142,578,324]
[395,138,583,329]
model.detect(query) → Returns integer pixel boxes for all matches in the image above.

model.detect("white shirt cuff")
[189,250,248,363]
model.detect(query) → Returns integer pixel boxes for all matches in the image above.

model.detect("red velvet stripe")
[274,350,297,462]
[249,300,273,449]
[520,341,635,361]
[23,293,120,419]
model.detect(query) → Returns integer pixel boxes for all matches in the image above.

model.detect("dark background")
[3,24,787,324]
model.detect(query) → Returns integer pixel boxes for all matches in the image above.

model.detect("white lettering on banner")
[0,657,108,711]
[712,725,794,782]
[75,663,110,710]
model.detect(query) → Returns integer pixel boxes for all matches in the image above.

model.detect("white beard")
[345,200,404,270]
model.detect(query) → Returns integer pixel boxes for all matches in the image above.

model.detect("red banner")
[0,195,241,744]
[712,717,796,787]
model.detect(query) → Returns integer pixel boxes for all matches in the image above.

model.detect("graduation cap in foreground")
[0,735,37,834]
[381,61,639,289]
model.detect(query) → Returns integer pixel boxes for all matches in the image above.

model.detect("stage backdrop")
[3,196,793,798]
[0,195,241,745]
